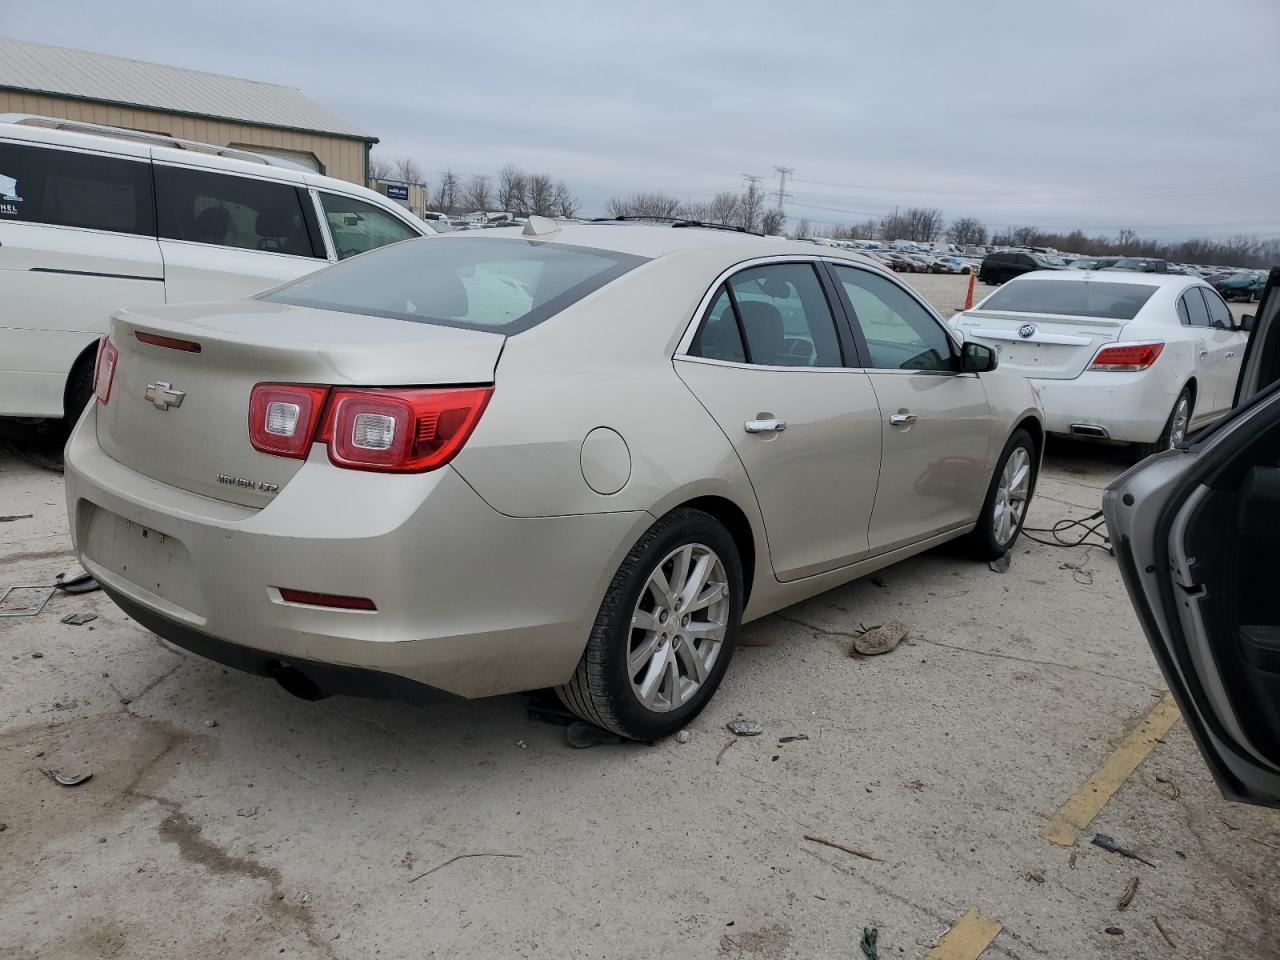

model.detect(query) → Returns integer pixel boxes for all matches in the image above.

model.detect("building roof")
[0,36,373,141]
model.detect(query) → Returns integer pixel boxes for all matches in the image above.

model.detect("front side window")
[1183,288,1212,327]
[264,236,647,333]
[0,141,154,235]
[1200,287,1234,329]
[726,263,843,367]
[833,264,954,372]
[319,192,418,260]
[155,165,317,257]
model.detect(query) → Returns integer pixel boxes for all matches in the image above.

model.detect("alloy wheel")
[628,543,729,712]
[992,446,1032,546]
[1167,394,1191,449]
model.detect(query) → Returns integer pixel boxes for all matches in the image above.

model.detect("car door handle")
[889,413,918,427]
[1199,350,1209,359]
[744,418,786,434]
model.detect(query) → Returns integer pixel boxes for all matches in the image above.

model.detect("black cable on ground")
[1022,508,1113,554]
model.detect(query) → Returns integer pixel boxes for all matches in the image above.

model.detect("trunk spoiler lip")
[957,308,1132,327]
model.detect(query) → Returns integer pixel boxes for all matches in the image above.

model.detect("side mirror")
[1241,314,1257,333]
[962,341,998,373]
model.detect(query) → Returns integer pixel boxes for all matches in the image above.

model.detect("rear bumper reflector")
[277,588,376,611]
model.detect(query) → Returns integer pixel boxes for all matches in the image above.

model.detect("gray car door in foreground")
[1104,268,1280,806]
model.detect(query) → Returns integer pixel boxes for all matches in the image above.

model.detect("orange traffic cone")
[963,269,977,311]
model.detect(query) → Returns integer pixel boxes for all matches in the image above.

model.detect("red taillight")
[136,330,201,353]
[1090,342,1165,371]
[278,588,376,611]
[323,386,493,473]
[248,384,330,459]
[93,336,118,405]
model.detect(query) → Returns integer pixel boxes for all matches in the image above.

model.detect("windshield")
[980,278,1157,320]
[263,236,647,333]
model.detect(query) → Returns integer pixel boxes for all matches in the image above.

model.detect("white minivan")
[0,115,436,424]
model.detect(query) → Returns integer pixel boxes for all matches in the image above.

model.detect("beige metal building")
[0,36,376,183]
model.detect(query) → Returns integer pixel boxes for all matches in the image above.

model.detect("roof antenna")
[523,216,561,237]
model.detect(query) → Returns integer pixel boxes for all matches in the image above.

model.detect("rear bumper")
[1029,369,1180,444]
[65,404,652,698]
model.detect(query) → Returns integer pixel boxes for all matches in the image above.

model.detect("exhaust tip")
[1070,424,1110,439]
[270,661,327,701]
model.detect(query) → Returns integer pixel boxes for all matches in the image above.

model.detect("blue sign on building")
[386,184,409,202]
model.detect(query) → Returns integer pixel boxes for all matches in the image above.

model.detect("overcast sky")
[7,1,1279,239]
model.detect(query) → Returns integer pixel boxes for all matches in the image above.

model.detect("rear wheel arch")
[1015,415,1044,463]
[676,495,756,607]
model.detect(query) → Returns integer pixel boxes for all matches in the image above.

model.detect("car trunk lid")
[952,310,1128,379]
[96,299,505,507]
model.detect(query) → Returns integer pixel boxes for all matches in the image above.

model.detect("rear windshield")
[980,278,1157,320]
[263,236,647,333]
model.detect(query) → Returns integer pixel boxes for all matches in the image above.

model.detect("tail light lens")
[325,386,493,472]
[249,384,330,458]
[248,383,492,472]
[93,336,118,405]
[1090,342,1164,371]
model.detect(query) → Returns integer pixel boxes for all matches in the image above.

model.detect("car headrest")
[416,269,470,318]
[192,206,231,242]
[737,300,784,363]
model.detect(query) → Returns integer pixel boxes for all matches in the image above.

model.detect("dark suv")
[978,251,1065,285]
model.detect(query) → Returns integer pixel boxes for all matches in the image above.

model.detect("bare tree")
[739,180,765,233]
[792,217,812,239]
[905,207,943,242]
[393,157,424,184]
[367,153,392,182]
[607,191,684,219]
[759,208,786,236]
[1011,225,1040,247]
[946,216,988,247]
[526,173,557,216]
[553,180,579,218]
[463,175,492,213]
[496,164,527,216]
[432,169,460,214]
[705,191,742,226]
[842,218,878,240]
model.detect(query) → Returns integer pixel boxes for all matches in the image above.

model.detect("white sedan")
[953,271,1251,456]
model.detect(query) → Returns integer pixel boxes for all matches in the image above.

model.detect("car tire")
[63,353,95,429]
[1133,386,1193,460]
[556,507,744,740]
[967,428,1037,560]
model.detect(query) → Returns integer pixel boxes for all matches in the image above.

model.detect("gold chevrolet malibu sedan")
[65,220,1044,739]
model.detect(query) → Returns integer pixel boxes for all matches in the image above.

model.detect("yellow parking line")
[1042,693,1180,847]
[926,907,1002,960]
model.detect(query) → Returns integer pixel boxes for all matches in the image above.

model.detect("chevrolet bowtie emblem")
[144,381,185,411]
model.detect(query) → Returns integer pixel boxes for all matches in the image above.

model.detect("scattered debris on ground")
[0,584,55,619]
[675,729,690,744]
[0,514,33,522]
[1104,926,1124,936]
[1092,833,1156,867]
[777,734,809,744]
[38,767,92,787]
[1154,774,1181,800]
[1024,870,1046,884]
[726,719,763,736]
[1117,876,1139,910]
[803,834,880,862]
[564,721,621,749]
[60,612,97,626]
[236,806,258,818]
[715,738,737,765]
[407,852,522,883]
[1151,916,1176,947]
[859,926,879,960]
[852,621,907,656]
[869,576,887,588]
[54,571,100,595]
[989,553,1012,574]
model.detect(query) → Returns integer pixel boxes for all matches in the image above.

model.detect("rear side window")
[981,279,1156,320]
[1183,288,1211,327]
[319,192,418,260]
[727,263,843,367]
[689,286,746,363]
[0,141,154,235]
[155,165,318,258]
[264,236,647,333]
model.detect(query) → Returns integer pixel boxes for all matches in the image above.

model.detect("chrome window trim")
[307,188,338,261]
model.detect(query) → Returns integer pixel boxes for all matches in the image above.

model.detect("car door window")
[155,165,318,257]
[726,263,842,367]
[688,285,746,363]
[0,141,155,236]
[318,192,418,260]
[1184,289,1212,327]
[1201,287,1234,330]
[832,263,956,372]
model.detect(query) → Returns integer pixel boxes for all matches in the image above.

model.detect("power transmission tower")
[772,165,794,212]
